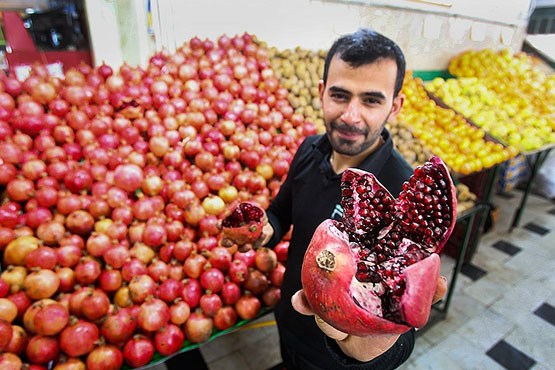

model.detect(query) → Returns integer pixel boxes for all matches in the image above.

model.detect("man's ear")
[388,93,405,122]
[318,80,325,101]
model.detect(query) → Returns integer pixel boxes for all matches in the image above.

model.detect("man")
[259,28,447,369]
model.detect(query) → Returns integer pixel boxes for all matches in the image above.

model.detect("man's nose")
[340,100,361,125]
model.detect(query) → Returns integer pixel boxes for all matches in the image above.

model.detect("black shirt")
[266,129,415,370]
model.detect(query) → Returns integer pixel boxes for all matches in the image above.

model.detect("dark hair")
[323,28,406,97]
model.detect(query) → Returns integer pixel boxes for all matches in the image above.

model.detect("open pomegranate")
[301,156,456,335]
[221,202,264,245]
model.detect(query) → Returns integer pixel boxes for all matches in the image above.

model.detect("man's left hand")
[291,276,448,362]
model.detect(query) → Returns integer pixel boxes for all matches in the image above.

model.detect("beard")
[326,118,388,156]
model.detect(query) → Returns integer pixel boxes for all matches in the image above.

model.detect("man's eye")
[331,93,348,101]
[364,98,380,105]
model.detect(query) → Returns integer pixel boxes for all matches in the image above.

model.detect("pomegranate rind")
[301,220,411,335]
[221,202,264,245]
[399,253,440,328]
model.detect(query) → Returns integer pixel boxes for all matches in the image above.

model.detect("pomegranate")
[184,311,213,343]
[26,335,60,364]
[221,202,264,245]
[0,319,12,350]
[235,293,261,320]
[154,324,184,356]
[86,344,123,370]
[101,308,136,344]
[301,156,456,335]
[213,306,237,330]
[0,353,23,370]
[4,324,27,355]
[60,319,100,357]
[123,335,155,368]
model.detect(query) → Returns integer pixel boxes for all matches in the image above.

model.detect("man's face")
[319,56,403,156]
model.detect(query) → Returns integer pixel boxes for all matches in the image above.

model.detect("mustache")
[330,121,367,135]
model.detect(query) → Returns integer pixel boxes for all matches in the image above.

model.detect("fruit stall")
[1,2,554,369]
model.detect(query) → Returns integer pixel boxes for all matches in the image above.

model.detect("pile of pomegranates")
[0,32,301,369]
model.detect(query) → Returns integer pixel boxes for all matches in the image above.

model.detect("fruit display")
[386,121,435,168]
[386,121,477,215]
[396,71,519,175]
[301,156,456,334]
[268,45,326,134]
[448,48,555,152]
[0,32,302,369]
[426,76,555,152]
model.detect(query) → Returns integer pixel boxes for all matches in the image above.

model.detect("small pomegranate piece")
[221,202,264,245]
[301,156,457,335]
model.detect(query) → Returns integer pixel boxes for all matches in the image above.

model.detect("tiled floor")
[158,189,555,370]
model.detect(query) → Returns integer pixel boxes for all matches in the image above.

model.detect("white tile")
[416,309,471,345]
[504,324,555,365]
[454,308,515,349]
[447,292,488,320]
[430,334,506,370]
[462,275,506,307]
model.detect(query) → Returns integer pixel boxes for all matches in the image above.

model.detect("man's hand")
[291,276,448,362]
[219,209,274,252]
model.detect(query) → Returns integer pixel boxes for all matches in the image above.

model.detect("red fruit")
[24,246,58,270]
[235,294,261,320]
[181,279,202,308]
[86,344,123,370]
[183,253,207,279]
[199,267,225,293]
[0,319,12,351]
[4,324,27,355]
[123,335,155,368]
[213,306,237,330]
[254,247,278,273]
[169,300,190,325]
[137,298,170,332]
[60,319,100,357]
[154,324,184,356]
[269,263,286,287]
[243,269,269,296]
[301,156,457,335]
[114,163,144,193]
[208,246,232,271]
[0,353,22,370]
[128,274,157,304]
[81,289,110,321]
[0,278,9,298]
[221,281,241,305]
[233,248,256,267]
[24,269,60,300]
[228,259,248,284]
[221,202,264,245]
[26,335,60,364]
[27,300,69,336]
[274,240,289,263]
[199,292,223,317]
[184,311,213,343]
[157,278,183,303]
[101,309,137,344]
[262,286,281,308]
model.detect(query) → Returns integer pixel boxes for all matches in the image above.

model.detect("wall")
[85,0,533,71]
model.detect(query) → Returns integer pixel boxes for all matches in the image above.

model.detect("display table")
[509,145,554,231]
[435,203,489,315]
